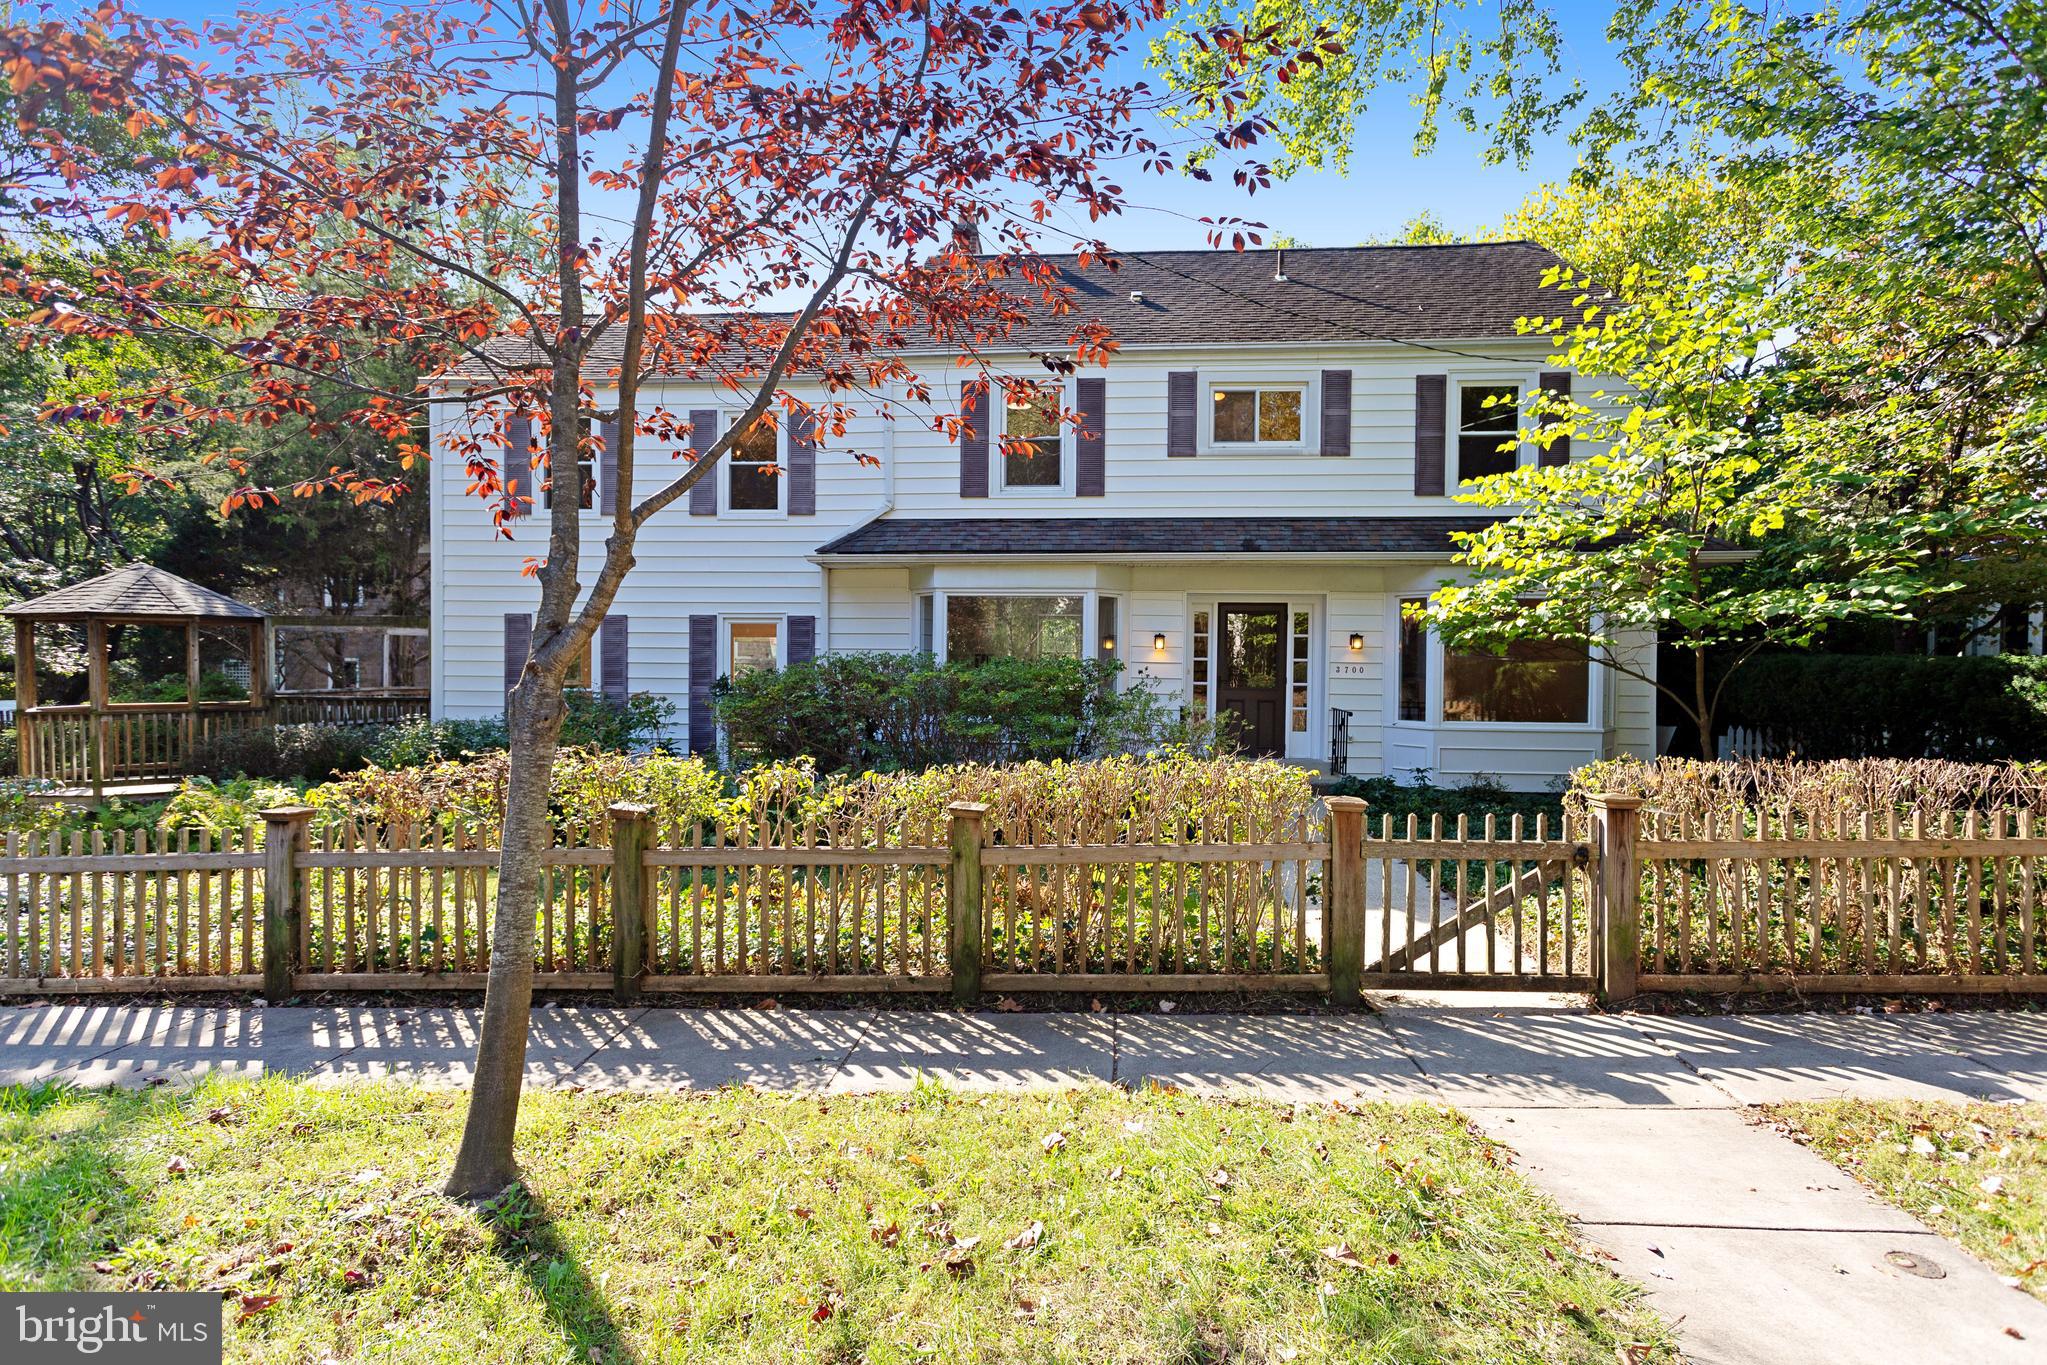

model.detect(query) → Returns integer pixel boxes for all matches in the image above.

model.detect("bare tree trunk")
[444,674,565,1198]
[1692,647,1715,759]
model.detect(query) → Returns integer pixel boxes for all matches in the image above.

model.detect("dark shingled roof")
[814,516,1507,559]
[971,241,1569,349]
[6,564,265,620]
[461,242,1570,376]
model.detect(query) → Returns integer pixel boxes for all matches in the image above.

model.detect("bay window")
[944,595,1083,664]
[1395,599,1591,725]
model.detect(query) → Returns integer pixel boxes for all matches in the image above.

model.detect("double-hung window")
[545,416,596,509]
[728,416,781,512]
[1456,383,1522,482]
[998,385,1065,491]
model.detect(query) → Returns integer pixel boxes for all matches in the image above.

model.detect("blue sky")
[135,0,1630,251]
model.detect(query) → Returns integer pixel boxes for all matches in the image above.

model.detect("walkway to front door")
[1216,602,1287,756]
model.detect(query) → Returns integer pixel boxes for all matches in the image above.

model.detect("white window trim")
[991,377,1074,496]
[1383,596,1603,732]
[721,412,786,517]
[1450,374,1541,485]
[1199,374,1318,455]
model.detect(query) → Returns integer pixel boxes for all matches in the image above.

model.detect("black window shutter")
[1166,371,1197,457]
[600,614,628,702]
[1076,377,1106,495]
[1538,371,1572,467]
[503,613,532,694]
[1413,375,1447,496]
[504,416,532,517]
[599,417,618,515]
[1320,369,1352,456]
[688,409,718,515]
[789,410,817,516]
[787,615,816,665]
[959,382,989,498]
[688,614,716,754]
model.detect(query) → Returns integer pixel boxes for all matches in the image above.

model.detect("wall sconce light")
[1349,632,1365,652]
[1100,636,1116,653]
[1153,632,1168,652]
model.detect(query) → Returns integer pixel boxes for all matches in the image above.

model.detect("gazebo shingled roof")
[5,563,264,620]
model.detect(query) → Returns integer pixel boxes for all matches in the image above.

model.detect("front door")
[1216,603,1288,756]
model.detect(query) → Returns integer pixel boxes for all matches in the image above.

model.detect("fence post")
[1589,793,1644,1003]
[947,802,988,1005]
[260,806,314,1003]
[609,803,653,1003]
[1324,796,1367,1004]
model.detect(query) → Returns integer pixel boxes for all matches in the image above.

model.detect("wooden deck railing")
[16,690,430,788]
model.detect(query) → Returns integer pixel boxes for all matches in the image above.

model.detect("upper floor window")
[998,385,1065,491]
[544,416,596,509]
[1457,383,1522,482]
[1210,382,1304,449]
[728,416,780,512]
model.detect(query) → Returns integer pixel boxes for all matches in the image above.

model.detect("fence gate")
[1338,800,1602,992]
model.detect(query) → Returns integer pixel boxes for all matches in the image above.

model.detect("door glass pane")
[1290,609,1309,732]
[1221,610,1283,689]
[1097,597,1118,660]
[1442,639,1587,723]
[1191,610,1210,713]
[945,596,1083,663]
[729,622,778,677]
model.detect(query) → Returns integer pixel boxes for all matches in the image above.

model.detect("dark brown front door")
[1216,603,1287,756]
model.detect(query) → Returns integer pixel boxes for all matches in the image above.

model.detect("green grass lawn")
[0,1077,1673,1364]
[1772,1099,2047,1302]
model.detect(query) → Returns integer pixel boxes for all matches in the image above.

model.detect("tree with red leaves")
[2,0,1289,1194]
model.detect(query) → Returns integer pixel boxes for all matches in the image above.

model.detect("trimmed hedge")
[713,653,1177,772]
[1718,653,2047,760]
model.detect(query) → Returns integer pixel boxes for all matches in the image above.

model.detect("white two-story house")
[428,242,1657,789]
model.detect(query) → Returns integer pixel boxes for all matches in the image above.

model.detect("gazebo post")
[12,618,34,779]
[184,618,201,763]
[250,618,271,714]
[84,618,109,800]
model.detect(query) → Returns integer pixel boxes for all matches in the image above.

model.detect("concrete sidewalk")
[4,998,2046,1362]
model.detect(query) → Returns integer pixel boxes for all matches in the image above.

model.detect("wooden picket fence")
[1634,804,2047,993]
[3,793,2046,999]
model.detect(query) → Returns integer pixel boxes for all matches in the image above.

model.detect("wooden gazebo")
[9,564,272,797]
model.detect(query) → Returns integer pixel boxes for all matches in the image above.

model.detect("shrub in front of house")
[1569,755,2047,823]
[186,721,388,784]
[713,652,1177,772]
[1717,653,2047,760]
